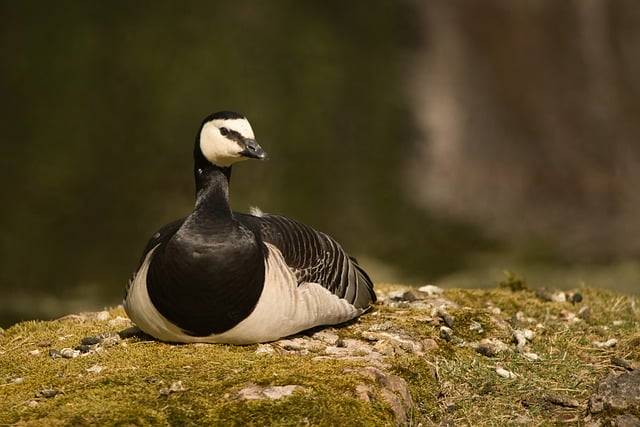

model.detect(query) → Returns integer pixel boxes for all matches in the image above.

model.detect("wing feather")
[236,212,376,309]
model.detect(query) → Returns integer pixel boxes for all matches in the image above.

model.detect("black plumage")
[128,112,375,338]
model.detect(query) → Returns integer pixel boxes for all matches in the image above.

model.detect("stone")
[522,352,540,362]
[439,326,453,341]
[469,321,484,334]
[276,338,307,352]
[86,364,104,374]
[159,381,187,396]
[60,348,80,359]
[255,344,275,355]
[589,370,640,415]
[96,311,110,321]
[475,339,509,357]
[368,321,393,332]
[238,384,302,400]
[355,384,373,402]
[36,389,60,398]
[512,330,528,350]
[48,349,62,359]
[437,308,455,328]
[28,349,40,356]
[496,367,516,379]
[357,366,414,424]
[418,285,444,295]
[594,339,618,348]
[545,394,580,408]
[81,336,101,346]
[311,330,340,345]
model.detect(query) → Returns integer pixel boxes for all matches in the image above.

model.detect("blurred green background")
[1,1,639,326]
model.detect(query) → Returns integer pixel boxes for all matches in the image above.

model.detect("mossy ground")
[1,285,638,426]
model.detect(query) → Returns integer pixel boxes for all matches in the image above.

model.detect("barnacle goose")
[124,111,376,344]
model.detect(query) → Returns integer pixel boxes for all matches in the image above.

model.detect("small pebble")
[569,292,583,304]
[496,367,516,379]
[36,389,59,398]
[418,284,443,295]
[28,349,40,356]
[612,320,624,326]
[368,321,393,332]
[96,311,110,321]
[437,309,455,328]
[48,349,62,359]
[159,381,187,396]
[12,377,25,384]
[523,352,540,362]
[86,364,104,374]
[523,329,535,341]
[27,400,39,408]
[611,356,633,370]
[578,306,591,320]
[512,330,527,350]
[60,348,80,359]
[469,321,484,334]
[545,394,579,408]
[37,340,52,347]
[594,338,618,348]
[81,336,102,346]
[476,342,498,357]
[255,344,275,355]
[439,326,453,341]
[101,334,121,347]
[551,292,567,303]
[75,344,92,354]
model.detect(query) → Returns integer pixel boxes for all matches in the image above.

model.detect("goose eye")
[219,127,229,136]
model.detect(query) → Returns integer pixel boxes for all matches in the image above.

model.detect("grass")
[1,284,638,426]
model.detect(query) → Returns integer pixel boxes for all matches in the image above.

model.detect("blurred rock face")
[410,0,640,260]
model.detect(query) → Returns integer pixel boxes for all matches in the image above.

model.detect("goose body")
[124,111,375,344]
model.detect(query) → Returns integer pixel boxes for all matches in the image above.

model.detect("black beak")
[240,138,267,160]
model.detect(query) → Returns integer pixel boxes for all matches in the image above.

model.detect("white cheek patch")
[199,122,245,167]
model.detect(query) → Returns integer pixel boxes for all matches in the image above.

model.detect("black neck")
[193,148,233,217]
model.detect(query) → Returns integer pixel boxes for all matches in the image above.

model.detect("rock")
[610,414,640,426]
[578,306,592,321]
[60,348,80,359]
[523,352,540,362]
[469,321,484,334]
[159,381,187,396]
[28,349,40,356]
[439,326,453,341]
[523,329,535,341]
[238,384,302,400]
[475,339,508,357]
[496,367,516,379]
[276,338,307,352]
[559,309,578,322]
[613,320,625,327]
[80,336,102,346]
[357,366,414,424]
[86,364,104,374]
[75,344,93,354]
[611,357,635,371]
[568,292,583,304]
[48,349,62,359]
[437,308,455,328]
[255,344,275,355]
[594,339,618,348]
[512,330,528,350]
[100,334,121,347]
[311,330,340,345]
[368,321,393,332]
[535,289,567,303]
[108,316,131,327]
[355,384,373,402]
[37,340,52,347]
[418,285,444,295]
[96,311,110,321]
[36,389,60,398]
[545,394,580,408]
[422,338,439,352]
[589,370,640,415]
[118,326,145,339]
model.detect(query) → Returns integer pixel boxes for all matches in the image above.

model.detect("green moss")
[1,286,638,426]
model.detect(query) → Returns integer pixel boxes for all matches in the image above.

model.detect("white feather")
[124,243,361,344]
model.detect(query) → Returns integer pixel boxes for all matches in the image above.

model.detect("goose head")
[196,111,266,167]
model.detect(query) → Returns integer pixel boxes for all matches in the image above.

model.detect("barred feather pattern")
[237,213,376,309]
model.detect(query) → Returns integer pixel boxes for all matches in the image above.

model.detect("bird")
[124,111,376,344]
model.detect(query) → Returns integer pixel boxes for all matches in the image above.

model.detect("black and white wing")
[237,213,376,309]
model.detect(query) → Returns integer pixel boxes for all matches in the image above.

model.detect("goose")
[124,111,376,344]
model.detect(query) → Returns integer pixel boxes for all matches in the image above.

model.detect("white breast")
[124,243,362,344]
